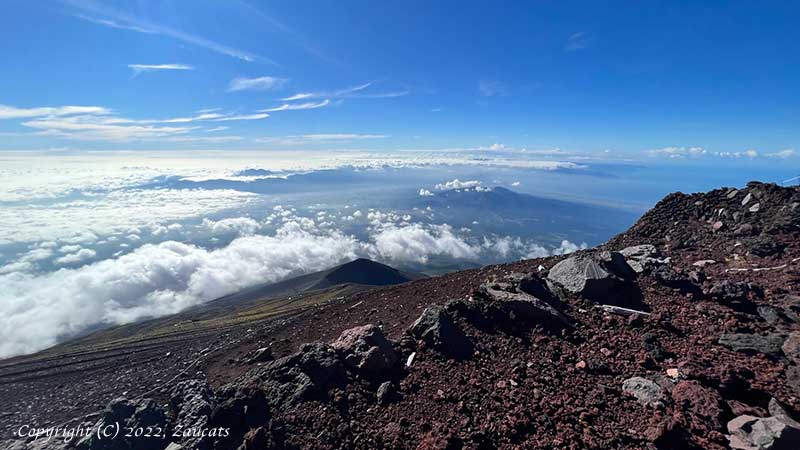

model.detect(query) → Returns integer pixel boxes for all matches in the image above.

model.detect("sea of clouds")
[0,151,593,358]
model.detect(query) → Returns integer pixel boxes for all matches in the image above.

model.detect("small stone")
[693,259,716,267]
[741,193,752,206]
[406,352,416,367]
[713,221,725,232]
[749,203,761,213]
[727,189,739,199]
[496,380,507,389]
[622,377,664,407]
[575,360,587,369]
[666,368,679,379]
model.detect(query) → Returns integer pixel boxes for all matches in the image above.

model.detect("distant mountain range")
[417,186,639,247]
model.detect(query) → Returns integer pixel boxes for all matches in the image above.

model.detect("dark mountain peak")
[319,258,420,288]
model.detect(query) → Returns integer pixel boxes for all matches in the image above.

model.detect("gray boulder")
[547,252,634,302]
[410,304,473,359]
[332,324,398,374]
[480,283,568,327]
[782,332,800,363]
[619,244,667,273]
[719,333,785,356]
[727,411,800,450]
[622,376,664,407]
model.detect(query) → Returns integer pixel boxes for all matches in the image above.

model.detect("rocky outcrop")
[727,400,800,450]
[332,324,398,374]
[75,398,168,450]
[409,304,473,359]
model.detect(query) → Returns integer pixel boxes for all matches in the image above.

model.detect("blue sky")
[0,0,798,156]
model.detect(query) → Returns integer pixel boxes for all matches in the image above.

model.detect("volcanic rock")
[332,324,398,374]
[622,377,664,407]
[727,413,800,450]
[619,244,665,273]
[547,251,634,303]
[409,304,473,359]
[75,398,168,450]
[719,333,785,356]
[169,380,217,450]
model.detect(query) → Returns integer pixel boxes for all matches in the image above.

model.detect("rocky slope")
[4,181,800,450]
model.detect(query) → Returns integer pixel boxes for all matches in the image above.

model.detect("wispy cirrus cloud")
[0,102,266,142]
[565,31,590,51]
[478,80,506,97]
[280,82,408,101]
[128,64,195,77]
[228,76,288,92]
[766,149,795,159]
[261,100,331,112]
[0,105,110,119]
[68,0,267,63]
[256,133,387,145]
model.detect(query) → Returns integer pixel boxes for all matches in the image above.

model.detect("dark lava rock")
[652,265,699,294]
[169,380,217,450]
[332,324,398,375]
[410,304,473,359]
[376,381,395,405]
[479,283,568,327]
[239,342,348,407]
[719,333,785,356]
[75,398,168,450]
[641,332,673,362]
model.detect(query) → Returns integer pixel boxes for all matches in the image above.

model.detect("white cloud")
[261,100,330,112]
[0,103,269,142]
[418,188,434,197]
[435,179,482,190]
[713,149,759,159]
[281,82,408,102]
[0,105,110,120]
[369,223,479,264]
[228,76,288,92]
[209,113,269,122]
[766,149,795,159]
[487,143,506,151]
[0,222,359,358]
[511,181,520,187]
[202,217,260,236]
[54,248,96,265]
[255,133,386,145]
[128,64,194,76]
[646,147,707,158]
[552,240,588,255]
